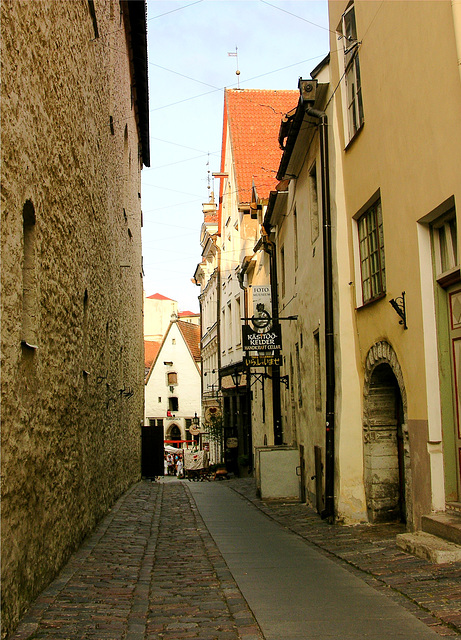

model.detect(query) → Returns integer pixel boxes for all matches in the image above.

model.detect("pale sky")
[142,0,330,313]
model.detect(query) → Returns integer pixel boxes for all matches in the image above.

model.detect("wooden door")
[448,288,461,501]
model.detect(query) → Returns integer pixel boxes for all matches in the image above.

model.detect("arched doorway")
[363,342,410,524]
[168,423,182,448]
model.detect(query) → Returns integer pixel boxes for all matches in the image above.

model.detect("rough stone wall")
[1,1,145,636]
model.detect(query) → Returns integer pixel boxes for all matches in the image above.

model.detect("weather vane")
[228,46,240,89]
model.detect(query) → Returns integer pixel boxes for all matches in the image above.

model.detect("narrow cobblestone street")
[8,481,263,640]
[8,479,461,640]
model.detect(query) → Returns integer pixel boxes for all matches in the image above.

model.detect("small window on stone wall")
[313,330,321,411]
[309,164,319,243]
[88,0,99,39]
[22,200,37,348]
[83,289,89,374]
[295,342,302,408]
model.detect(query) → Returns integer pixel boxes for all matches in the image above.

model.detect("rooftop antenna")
[228,46,240,89]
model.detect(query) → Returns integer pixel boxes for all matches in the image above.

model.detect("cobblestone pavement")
[8,480,263,640]
[8,478,461,640]
[228,478,461,637]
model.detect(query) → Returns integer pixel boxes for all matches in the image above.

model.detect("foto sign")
[251,285,272,333]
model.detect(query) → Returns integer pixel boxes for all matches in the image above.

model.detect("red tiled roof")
[144,340,161,368]
[204,212,218,224]
[147,293,176,301]
[178,311,199,318]
[177,320,201,362]
[225,89,299,204]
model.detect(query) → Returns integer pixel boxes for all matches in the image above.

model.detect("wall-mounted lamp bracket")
[389,292,407,329]
[280,375,290,389]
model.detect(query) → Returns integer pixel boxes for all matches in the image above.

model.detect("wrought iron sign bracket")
[389,292,407,330]
[247,370,289,390]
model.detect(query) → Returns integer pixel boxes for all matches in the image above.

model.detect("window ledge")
[345,122,364,151]
[437,267,460,289]
[356,291,386,310]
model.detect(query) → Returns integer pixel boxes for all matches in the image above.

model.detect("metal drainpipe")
[261,232,283,445]
[306,106,335,522]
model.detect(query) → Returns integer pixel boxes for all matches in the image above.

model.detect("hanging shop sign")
[204,405,221,423]
[251,285,272,333]
[242,324,282,351]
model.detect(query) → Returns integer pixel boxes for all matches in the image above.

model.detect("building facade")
[326,0,461,529]
[1,1,149,635]
[194,196,222,462]
[211,89,298,475]
[144,292,178,342]
[145,318,201,447]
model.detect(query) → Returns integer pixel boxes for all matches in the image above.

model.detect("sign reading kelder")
[242,324,282,351]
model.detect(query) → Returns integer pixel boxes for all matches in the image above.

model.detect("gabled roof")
[144,340,161,369]
[147,292,176,301]
[176,320,201,362]
[145,319,201,384]
[224,89,299,205]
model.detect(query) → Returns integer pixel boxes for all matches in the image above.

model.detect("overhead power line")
[259,0,335,36]
[150,53,327,112]
[148,1,204,21]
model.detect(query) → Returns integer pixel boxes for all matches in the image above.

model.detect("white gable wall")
[145,321,201,441]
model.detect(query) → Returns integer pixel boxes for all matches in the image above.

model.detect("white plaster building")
[145,317,201,446]
[194,196,221,462]
[212,89,298,475]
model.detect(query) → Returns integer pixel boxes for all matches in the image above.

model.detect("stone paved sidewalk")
[8,481,263,640]
[228,478,461,637]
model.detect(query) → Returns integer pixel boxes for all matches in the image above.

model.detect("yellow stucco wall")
[328,0,461,518]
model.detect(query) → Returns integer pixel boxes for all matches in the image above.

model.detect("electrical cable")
[259,0,335,36]
[148,1,204,21]
[151,137,219,155]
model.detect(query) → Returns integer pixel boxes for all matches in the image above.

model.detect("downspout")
[261,228,283,445]
[305,105,335,522]
[237,258,253,469]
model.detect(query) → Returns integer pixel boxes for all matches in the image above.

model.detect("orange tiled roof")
[204,212,218,224]
[144,340,161,369]
[177,320,201,362]
[225,89,299,204]
[178,311,199,318]
[147,292,176,301]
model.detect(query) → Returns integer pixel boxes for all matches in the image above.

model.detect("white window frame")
[339,3,364,143]
[353,197,385,307]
